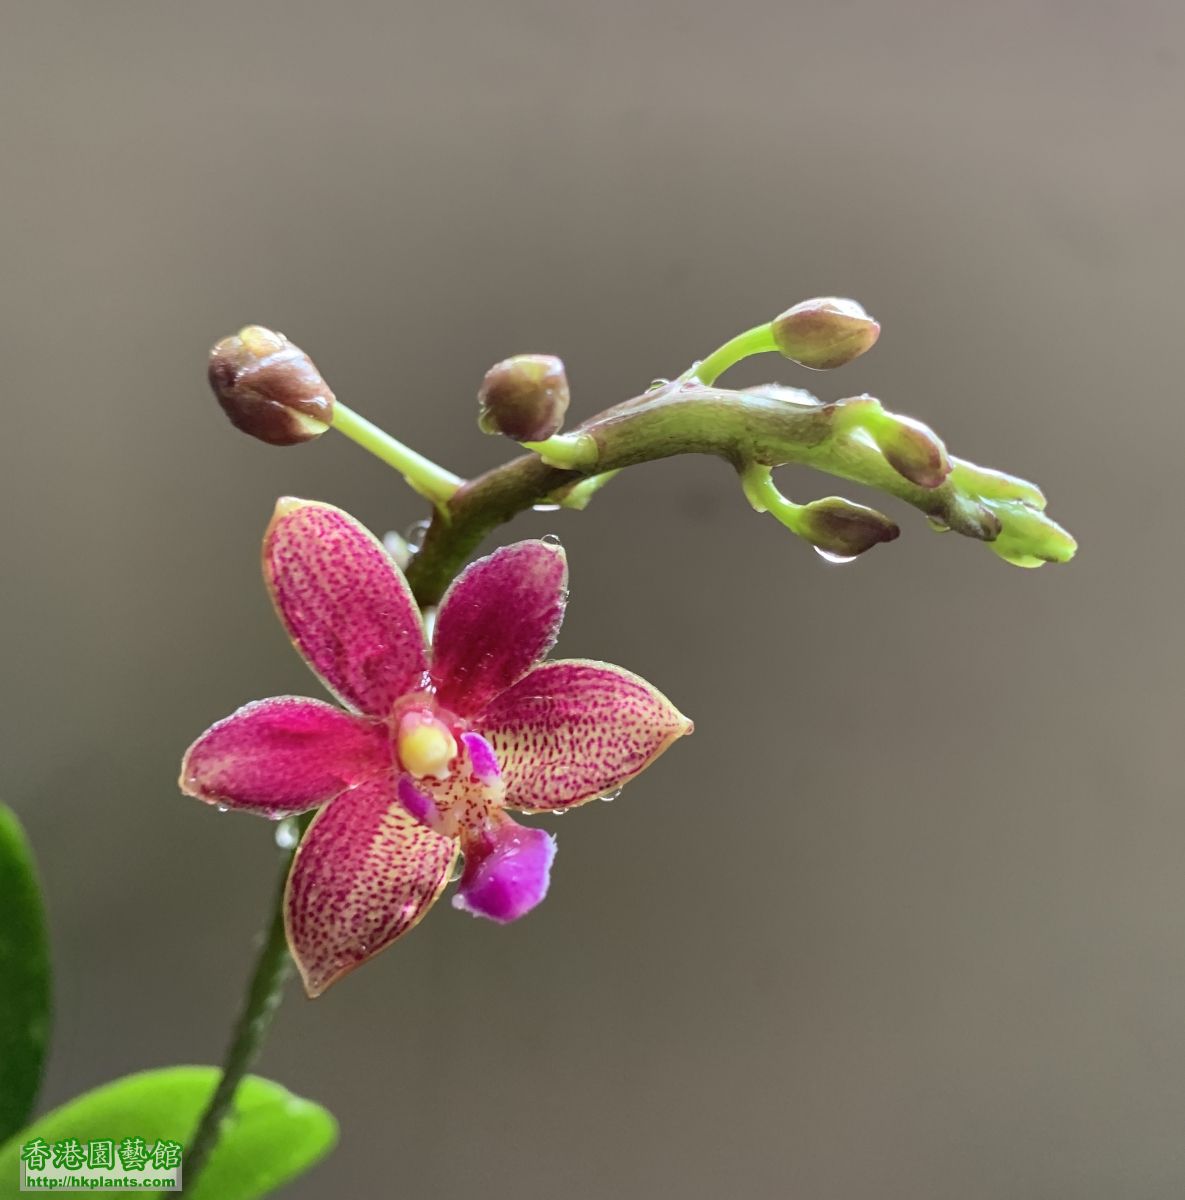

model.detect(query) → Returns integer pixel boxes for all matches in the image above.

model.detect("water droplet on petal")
[599,788,622,803]
[216,804,229,814]
[274,818,299,849]
[404,518,431,553]
[813,546,858,565]
[540,533,562,545]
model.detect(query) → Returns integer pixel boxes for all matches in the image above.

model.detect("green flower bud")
[799,497,900,558]
[478,354,570,442]
[771,298,880,370]
[987,500,1078,567]
[208,326,335,446]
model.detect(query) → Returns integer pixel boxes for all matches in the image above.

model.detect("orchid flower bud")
[478,354,570,442]
[799,497,900,558]
[869,413,951,489]
[987,499,1078,568]
[772,298,880,370]
[208,326,335,446]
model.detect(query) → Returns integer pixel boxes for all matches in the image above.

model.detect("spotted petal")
[431,540,567,717]
[478,659,693,812]
[264,498,428,717]
[180,696,390,818]
[284,774,457,997]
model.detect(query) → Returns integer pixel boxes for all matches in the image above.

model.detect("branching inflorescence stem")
[405,380,1075,604]
[193,298,1076,1184]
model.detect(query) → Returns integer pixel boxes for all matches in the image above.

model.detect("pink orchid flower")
[180,498,692,996]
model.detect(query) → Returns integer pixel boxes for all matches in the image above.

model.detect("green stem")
[331,403,463,508]
[405,383,1075,604]
[689,323,779,386]
[519,431,598,469]
[557,469,622,510]
[739,464,806,533]
[183,814,312,1189]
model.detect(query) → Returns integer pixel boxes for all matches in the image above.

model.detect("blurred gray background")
[2,1,1181,1197]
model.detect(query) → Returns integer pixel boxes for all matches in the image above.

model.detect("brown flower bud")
[207,326,335,446]
[800,497,899,558]
[477,354,570,442]
[771,298,880,370]
[872,414,951,489]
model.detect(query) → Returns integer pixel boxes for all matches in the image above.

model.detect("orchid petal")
[395,774,437,828]
[179,696,390,818]
[460,731,501,786]
[453,815,556,924]
[479,659,693,811]
[430,540,567,716]
[263,498,428,718]
[284,774,457,997]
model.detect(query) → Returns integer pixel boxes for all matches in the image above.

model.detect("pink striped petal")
[453,814,556,924]
[264,498,428,718]
[430,540,568,717]
[478,659,693,812]
[284,774,458,997]
[179,696,390,818]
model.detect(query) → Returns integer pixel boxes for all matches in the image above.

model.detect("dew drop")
[647,377,670,392]
[926,517,951,533]
[813,546,858,565]
[383,530,412,569]
[216,804,229,814]
[599,788,622,803]
[533,503,561,513]
[404,518,431,553]
[540,533,562,546]
[274,818,299,849]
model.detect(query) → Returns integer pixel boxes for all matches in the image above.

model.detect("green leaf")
[0,804,51,1142]
[0,1067,337,1199]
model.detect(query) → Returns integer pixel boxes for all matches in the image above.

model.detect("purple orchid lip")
[452,818,557,925]
[179,498,691,996]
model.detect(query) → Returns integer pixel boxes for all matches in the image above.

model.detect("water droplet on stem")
[404,518,431,553]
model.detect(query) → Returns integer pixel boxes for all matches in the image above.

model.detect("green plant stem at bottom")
[182,812,313,1190]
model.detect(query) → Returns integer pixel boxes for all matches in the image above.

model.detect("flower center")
[396,710,458,780]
